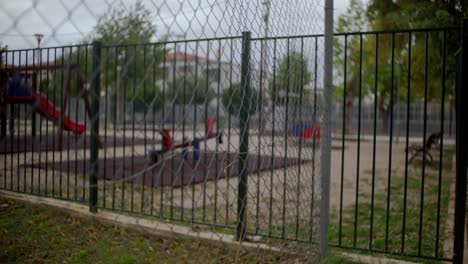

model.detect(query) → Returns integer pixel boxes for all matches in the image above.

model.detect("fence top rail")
[0,27,460,53]
[101,35,243,49]
[0,43,92,54]
[334,26,460,36]
[0,36,243,53]
[251,26,460,41]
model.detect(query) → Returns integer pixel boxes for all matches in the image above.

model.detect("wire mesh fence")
[329,27,461,261]
[4,1,466,263]
[0,0,327,262]
[0,33,323,247]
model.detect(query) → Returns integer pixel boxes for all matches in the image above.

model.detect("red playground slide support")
[34,93,86,134]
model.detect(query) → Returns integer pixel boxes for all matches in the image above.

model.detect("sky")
[0,0,356,88]
[0,0,353,50]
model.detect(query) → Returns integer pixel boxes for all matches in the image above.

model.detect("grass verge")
[0,196,292,263]
[0,195,362,263]
[328,149,454,263]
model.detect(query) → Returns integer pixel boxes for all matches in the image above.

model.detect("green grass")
[328,149,454,263]
[0,196,362,263]
[0,197,293,263]
[3,147,454,263]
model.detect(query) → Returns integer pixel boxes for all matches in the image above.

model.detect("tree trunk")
[380,107,390,135]
[344,76,358,134]
[116,84,124,125]
[345,100,353,134]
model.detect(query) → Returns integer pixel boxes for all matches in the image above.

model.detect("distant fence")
[332,102,456,137]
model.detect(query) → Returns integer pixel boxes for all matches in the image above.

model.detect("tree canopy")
[222,83,258,116]
[95,1,165,103]
[365,0,463,104]
[333,0,464,132]
[0,43,7,62]
[167,75,215,105]
[51,1,165,105]
[269,51,311,105]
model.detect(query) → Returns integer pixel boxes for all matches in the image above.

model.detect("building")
[163,52,241,91]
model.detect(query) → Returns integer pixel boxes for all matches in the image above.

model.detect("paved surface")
[0,134,151,153]
[27,151,310,187]
[0,123,457,256]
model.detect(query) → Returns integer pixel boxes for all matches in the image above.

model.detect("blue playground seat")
[7,74,32,97]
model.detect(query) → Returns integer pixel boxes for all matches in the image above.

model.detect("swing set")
[0,63,94,149]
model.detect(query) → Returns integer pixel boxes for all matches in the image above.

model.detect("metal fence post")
[453,19,468,264]
[320,0,334,257]
[90,41,101,213]
[236,31,251,241]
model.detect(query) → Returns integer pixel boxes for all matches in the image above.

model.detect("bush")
[221,83,258,116]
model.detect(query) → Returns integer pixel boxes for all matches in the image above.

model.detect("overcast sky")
[0,0,353,50]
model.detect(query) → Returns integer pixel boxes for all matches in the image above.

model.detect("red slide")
[34,93,86,134]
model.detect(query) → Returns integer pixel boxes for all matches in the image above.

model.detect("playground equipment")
[0,63,94,149]
[149,117,224,164]
[291,122,321,140]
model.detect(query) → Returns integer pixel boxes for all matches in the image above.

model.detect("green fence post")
[236,31,251,241]
[90,41,101,213]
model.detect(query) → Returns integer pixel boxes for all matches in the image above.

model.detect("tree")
[167,75,214,105]
[221,83,258,116]
[0,43,7,63]
[334,0,464,133]
[53,1,166,123]
[94,1,166,123]
[268,51,314,131]
[333,0,368,133]
[269,51,311,105]
[366,0,463,132]
[94,1,165,97]
[366,0,463,104]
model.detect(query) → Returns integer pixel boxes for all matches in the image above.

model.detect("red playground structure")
[149,117,223,164]
[0,63,94,149]
[291,122,321,141]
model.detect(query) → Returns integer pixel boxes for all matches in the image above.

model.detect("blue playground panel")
[7,74,32,97]
[193,137,200,161]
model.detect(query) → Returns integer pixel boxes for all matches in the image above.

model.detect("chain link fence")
[0,0,329,262]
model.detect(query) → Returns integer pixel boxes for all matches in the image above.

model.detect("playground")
[0,63,89,141]
[0,58,452,230]
[29,151,309,187]
[1,111,453,247]
[0,58,323,241]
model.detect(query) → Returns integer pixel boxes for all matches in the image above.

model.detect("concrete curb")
[338,252,419,264]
